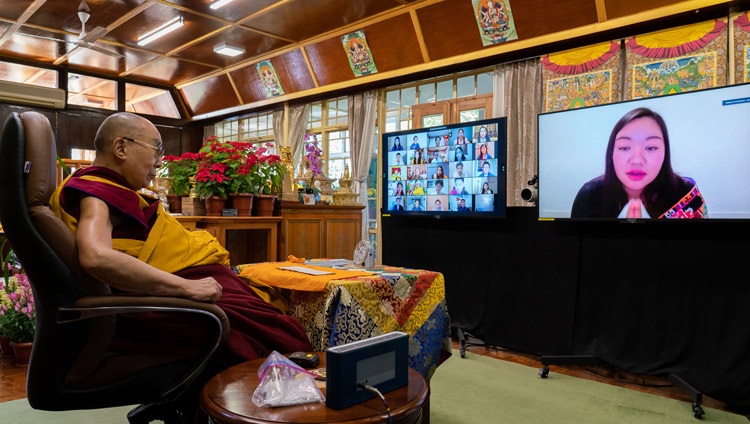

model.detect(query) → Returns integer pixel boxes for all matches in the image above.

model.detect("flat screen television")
[538,83,750,221]
[381,117,507,218]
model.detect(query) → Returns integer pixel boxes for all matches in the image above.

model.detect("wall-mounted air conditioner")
[0,80,65,109]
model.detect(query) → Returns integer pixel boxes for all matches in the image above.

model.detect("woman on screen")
[571,107,707,219]
[454,146,467,161]
[477,143,492,160]
[482,181,493,194]
[433,165,447,179]
[476,126,491,143]
[453,128,470,145]
[391,136,403,151]
[411,148,425,164]
[394,181,405,196]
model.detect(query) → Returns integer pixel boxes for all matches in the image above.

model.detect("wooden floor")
[1,338,747,420]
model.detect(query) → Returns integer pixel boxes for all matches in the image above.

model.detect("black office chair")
[0,111,230,424]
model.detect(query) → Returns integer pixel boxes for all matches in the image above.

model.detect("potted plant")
[302,133,323,204]
[194,137,260,215]
[0,242,35,364]
[158,152,203,197]
[253,144,285,195]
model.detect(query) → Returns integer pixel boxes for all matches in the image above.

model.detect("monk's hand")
[626,198,642,218]
[187,277,223,303]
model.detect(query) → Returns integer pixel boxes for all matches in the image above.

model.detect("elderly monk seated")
[50,112,312,379]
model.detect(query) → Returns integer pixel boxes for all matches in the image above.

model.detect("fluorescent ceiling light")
[137,16,183,46]
[210,0,234,10]
[214,43,245,57]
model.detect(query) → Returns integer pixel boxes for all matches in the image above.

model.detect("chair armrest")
[58,295,230,342]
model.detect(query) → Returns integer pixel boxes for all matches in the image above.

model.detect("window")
[213,110,276,151]
[68,73,117,110]
[306,97,350,188]
[386,68,493,131]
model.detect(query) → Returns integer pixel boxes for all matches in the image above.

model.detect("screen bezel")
[381,117,508,218]
[537,83,750,222]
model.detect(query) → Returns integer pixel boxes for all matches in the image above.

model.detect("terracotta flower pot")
[229,193,254,216]
[10,341,32,366]
[204,196,227,216]
[166,193,183,214]
[0,334,14,359]
[252,194,276,216]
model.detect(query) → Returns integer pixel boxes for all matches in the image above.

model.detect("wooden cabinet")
[279,202,364,260]
[175,216,280,266]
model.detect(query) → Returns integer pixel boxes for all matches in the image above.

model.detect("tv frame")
[381,117,508,218]
[537,83,750,222]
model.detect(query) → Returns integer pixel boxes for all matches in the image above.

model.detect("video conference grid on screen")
[382,119,506,216]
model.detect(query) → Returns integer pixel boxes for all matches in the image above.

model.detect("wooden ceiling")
[0,0,745,122]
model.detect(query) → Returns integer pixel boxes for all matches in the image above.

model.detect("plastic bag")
[251,351,325,407]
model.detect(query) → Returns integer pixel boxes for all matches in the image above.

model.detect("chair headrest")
[20,111,58,207]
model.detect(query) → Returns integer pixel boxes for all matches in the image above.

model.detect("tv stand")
[538,355,706,419]
[537,354,603,378]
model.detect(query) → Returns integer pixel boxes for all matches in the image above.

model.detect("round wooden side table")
[200,352,430,424]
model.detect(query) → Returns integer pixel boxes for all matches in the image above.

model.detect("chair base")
[127,401,184,424]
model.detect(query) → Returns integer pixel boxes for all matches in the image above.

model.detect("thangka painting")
[731,12,750,83]
[471,0,518,46]
[342,30,377,77]
[256,60,284,97]
[541,41,621,112]
[624,19,727,100]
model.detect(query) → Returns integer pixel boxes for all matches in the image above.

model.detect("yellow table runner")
[237,261,376,292]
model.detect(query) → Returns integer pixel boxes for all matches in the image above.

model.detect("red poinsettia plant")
[158,151,204,196]
[193,137,285,199]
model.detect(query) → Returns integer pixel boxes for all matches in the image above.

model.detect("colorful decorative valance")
[541,41,621,112]
[626,20,726,58]
[732,12,750,83]
[624,19,727,99]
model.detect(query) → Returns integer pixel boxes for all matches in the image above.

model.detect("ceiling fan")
[22,0,123,59]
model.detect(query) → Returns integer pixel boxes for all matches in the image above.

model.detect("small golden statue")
[333,164,360,206]
[279,146,298,201]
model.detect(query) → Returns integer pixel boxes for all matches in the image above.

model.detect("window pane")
[419,83,435,103]
[309,102,323,128]
[68,73,116,110]
[386,90,400,110]
[422,115,443,127]
[401,87,416,107]
[456,76,475,98]
[459,109,484,122]
[477,72,493,95]
[385,110,400,133]
[328,158,350,181]
[125,83,180,118]
[436,80,453,101]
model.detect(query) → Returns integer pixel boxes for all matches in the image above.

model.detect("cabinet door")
[283,217,324,259]
[326,218,361,260]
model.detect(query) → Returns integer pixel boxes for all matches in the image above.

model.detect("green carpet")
[1,351,747,423]
[0,400,141,423]
[429,350,748,424]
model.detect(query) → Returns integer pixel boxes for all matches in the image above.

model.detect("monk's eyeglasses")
[121,137,164,158]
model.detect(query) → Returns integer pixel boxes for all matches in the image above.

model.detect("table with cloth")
[236,261,452,380]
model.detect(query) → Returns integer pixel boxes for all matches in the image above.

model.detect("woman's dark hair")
[602,107,683,216]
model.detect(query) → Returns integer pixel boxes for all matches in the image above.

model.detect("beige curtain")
[348,90,378,242]
[287,103,311,170]
[202,125,215,141]
[272,108,284,146]
[494,59,542,207]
